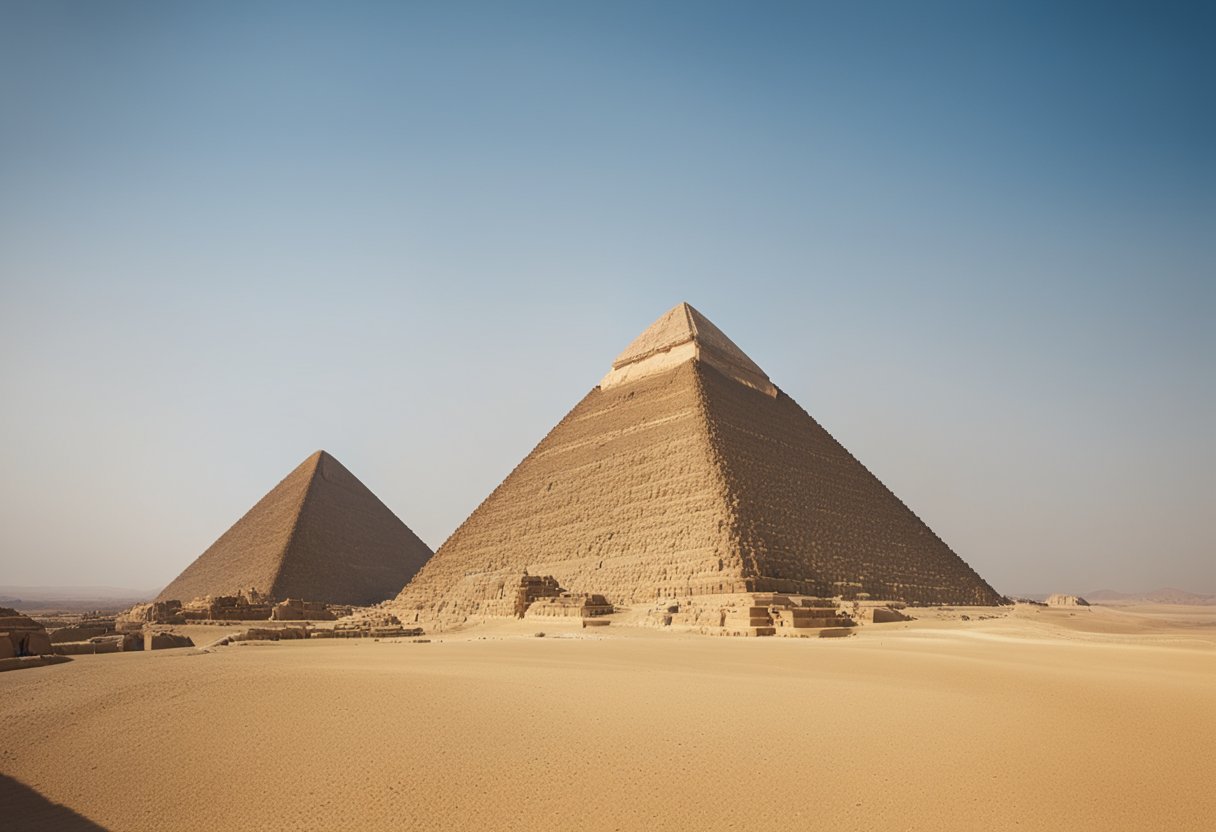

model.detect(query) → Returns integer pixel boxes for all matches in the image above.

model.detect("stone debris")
[393,302,1001,630]
[144,632,195,650]
[310,610,425,639]
[1046,594,1090,607]
[180,590,274,621]
[156,450,433,606]
[714,595,855,637]
[116,600,185,630]
[870,607,913,623]
[271,598,338,621]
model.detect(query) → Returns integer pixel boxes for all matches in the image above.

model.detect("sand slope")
[1,606,1213,831]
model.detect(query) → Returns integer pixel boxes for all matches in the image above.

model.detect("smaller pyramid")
[157,451,432,606]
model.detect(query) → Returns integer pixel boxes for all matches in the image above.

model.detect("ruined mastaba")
[157,450,433,606]
[393,302,1002,621]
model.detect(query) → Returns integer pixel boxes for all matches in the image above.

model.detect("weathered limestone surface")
[157,451,432,606]
[393,303,1002,623]
[395,361,742,620]
[699,363,1001,606]
[525,593,614,619]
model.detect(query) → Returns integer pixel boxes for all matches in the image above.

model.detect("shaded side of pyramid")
[698,363,1003,605]
[393,361,746,617]
[158,451,432,606]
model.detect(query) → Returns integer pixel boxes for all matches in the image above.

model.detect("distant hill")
[0,585,153,613]
[1086,588,1216,606]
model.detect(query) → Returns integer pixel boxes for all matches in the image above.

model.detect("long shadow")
[0,774,110,831]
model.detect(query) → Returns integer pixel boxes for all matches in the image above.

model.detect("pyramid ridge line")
[689,360,750,579]
[269,450,331,598]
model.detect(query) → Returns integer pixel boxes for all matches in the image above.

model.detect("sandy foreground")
[2,605,1213,831]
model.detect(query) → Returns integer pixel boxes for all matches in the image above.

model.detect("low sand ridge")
[1,605,1213,831]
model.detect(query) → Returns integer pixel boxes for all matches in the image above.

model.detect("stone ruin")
[120,592,348,630]
[1046,594,1090,607]
[271,598,338,621]
[514,574,562,617]
[0,607,52,660]
[180,589,275,621]
[646,594,857,637]
[52,633,146,655]
[319,609,424,639]
[116,600,186,631]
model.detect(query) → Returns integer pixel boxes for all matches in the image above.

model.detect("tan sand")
[1,605,1213,831]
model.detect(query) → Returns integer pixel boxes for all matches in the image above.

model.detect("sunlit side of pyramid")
[157,450,433,606]
[394,303,1001,619]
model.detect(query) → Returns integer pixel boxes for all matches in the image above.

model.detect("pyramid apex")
[601,303,776,396]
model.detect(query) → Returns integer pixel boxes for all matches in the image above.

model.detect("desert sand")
[2,604,1213,831]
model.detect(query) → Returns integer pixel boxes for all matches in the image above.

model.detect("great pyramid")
[157,450,432,606]
[393,303,1002,620]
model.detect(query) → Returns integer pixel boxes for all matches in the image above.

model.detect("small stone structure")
[144,632,195,650]
[116,600,185,631]
[514,574,563,617]
[0,608,52,657]
[1046,594,1090,607]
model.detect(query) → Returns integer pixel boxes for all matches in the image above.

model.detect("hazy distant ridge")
[1085,587,1216,605]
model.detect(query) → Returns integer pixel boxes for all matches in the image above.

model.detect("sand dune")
[1,605,1213,831]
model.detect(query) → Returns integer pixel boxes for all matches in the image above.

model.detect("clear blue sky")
[1,1,1212,596]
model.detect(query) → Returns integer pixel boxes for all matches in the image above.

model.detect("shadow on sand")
[0,774,110,831]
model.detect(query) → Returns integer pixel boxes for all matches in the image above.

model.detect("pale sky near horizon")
[1,1,1212,597]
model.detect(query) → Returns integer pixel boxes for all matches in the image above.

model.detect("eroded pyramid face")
[394,303,1001,618]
